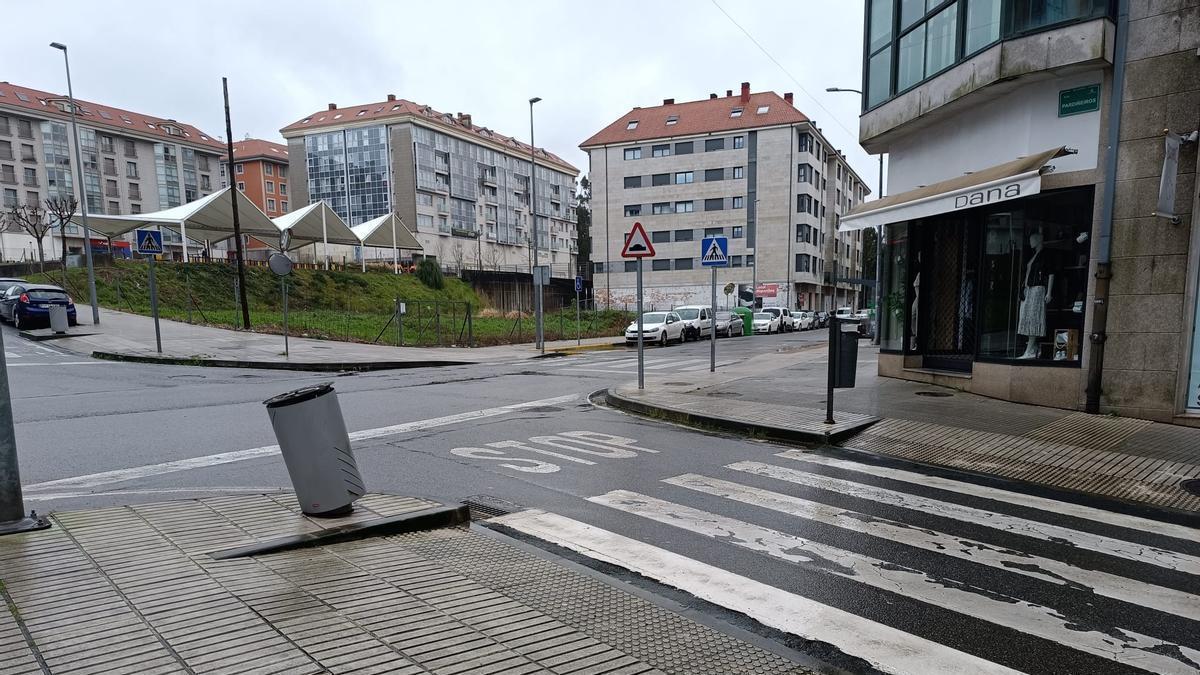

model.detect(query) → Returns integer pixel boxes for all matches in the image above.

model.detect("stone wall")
[1101,0,1200,422]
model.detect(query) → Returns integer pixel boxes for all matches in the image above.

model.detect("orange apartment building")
[220,138,289,253]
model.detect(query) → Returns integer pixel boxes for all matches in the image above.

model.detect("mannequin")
[1017,232,1054,358]
[909,252,921,351]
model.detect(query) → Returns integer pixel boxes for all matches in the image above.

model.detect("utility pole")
[50,42,99,326]
[223,78,251,330]
[529,97,543,352]
[0,327,49,535]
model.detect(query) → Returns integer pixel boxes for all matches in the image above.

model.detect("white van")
[673,305,715,341]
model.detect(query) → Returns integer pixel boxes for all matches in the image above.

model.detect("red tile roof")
[580,90,808,148]
[230,138,288,163]
[280,97,578,174]
[0,80,225,151]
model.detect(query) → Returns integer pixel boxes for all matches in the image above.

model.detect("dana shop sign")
[1058,84,1100,117]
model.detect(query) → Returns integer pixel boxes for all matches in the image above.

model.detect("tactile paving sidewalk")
[0,493,809,675]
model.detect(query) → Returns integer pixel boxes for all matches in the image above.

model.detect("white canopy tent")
[270,201,358,269]
[69,188,279,261]
[348,213,423,273]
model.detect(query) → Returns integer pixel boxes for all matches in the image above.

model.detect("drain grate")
[461,494,523,520]
[915,390,954,397]
[1182,479,1200,498]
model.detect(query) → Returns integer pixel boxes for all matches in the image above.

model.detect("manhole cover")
[915,390,953,397]
[1182,479,1200,498]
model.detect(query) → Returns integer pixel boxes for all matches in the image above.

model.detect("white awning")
[348,213,423,273]
[839,147,1070,231]
[271,202,358,251]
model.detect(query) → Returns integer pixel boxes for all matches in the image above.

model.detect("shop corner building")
[845,0,1200,424]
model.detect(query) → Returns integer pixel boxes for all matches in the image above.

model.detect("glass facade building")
[39,121,72,200]
[305,126,391,225]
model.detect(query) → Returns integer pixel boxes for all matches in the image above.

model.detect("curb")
[208,503,470,560]
[547,342,624,355]
[605,387,874,445]
[90,351,475,372]
[18,330,98,342]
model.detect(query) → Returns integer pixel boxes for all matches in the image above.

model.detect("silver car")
[714,311,744,337]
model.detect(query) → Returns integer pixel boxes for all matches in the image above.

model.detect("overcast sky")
[3,0,875,192]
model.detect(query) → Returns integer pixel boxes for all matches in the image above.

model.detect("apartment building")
[0,80,225,261]
[220,138,290,216]
[846,0,1200,424]
[582,82,869,311]
[280,96,579,273]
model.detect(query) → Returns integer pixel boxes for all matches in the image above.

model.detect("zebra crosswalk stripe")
[590,489,1200,675]
[731,460,1200,575]
[492,508,1022,675]
[665,472,1200,620]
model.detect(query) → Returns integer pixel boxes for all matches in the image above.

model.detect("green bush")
[415,259,444,290]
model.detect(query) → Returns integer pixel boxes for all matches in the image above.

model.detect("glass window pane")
[869,0,893,52]
[925,4,958,75]
[901,0,925,29]
[898,24,925,90]
[966,0,1002,53]
[868,48,893,106]
[1004,0,1108,35]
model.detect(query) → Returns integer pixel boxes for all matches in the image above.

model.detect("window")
[234,163,244,174]
[732,196,744,209]
[732,226,744,238]
[705,138,725,152]
[124,139,136,157]
[733,136,745,149]
[704,198,724,211]
[0,141,10,161]
[266,198,276,211]
[925,4,959,77]
[624,147,642,160]
[626,120,639,130]
[23,167,36,186]
[731,255,743,267]
[107,200,119,214]
[796,254,811,273]
[264,180,274,194]
[624,176,642,189]
[236,181,245,191]
[704,227,724,236]
[129,182,140,200]
[25,191,37,206]
[624,204,642,217]
[798,163,813,184]
[20,144,34,161]
[281,201,288,212]
[126,161,138,178]
[756,105,770,114]
[652,144,670,157]
[1,189,15,208]
[651,259,671,271]
[279,183,287,195]
[797,194,812,213]
[652,202,671,215]
[666,115,678,126]
[704,168,724,182]
[624,260,638,272]
[733,166,744,179]
[593,262,605,274]
[674,172,693,184]
[279,166,287,179]
[417,192,433,206]
[674,258,694,270]
[672,229,693,242]
[418,214,434,230]
[798,132,813,153]
[746,254,755,267]
[674,201,694,214]
[17,120,33,139]
[652,173,670,186]
[730,108,743,118]
[674,141,693,155]
[264,163,274,176]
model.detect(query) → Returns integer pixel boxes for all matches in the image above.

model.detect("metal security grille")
[919,220,976,371]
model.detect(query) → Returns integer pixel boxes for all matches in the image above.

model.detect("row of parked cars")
[0,278,78,330]
[624,306,747,345]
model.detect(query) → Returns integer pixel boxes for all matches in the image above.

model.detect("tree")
[574,175,592,277]
[451,242,465,274]
[44,196,78,285]
[415,258,444,290]
[483,243,504,272]
[7,204,52,271]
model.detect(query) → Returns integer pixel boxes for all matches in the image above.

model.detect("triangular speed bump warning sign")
[621,221,655,258]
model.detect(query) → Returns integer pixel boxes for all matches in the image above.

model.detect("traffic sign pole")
[636,258,644,390]
[575,278,581,346]
[700,235,728,373]
[710,266,717,373]
[148,254,161,354]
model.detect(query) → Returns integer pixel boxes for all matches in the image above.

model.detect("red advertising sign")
[755,283,778,298]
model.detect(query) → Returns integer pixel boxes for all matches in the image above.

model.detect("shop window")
[880,223,910,351]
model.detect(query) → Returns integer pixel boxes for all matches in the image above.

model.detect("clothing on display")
[1017,285,1048,337]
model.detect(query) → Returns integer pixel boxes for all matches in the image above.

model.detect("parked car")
[853,309,873,336]
[0,284,77,330]
[752,311,781,334]
[814,311,830,328]
[761,307,795,332]
[0,278,26,297]
[835,306,854,321]
[624,311,684,346]
[714,311,744,338]
[794,311,814,330]
[673,305,715,341]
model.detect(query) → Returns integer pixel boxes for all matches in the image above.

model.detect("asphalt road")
[6,323,1198,675]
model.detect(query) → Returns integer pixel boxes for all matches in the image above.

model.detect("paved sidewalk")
[30,310,619,370]
[0,493,809,675]
[605,341,1200,513]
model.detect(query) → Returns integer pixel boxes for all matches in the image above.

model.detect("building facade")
[849,0,1200,424]
[280,96,579,274]
[220,138,290,217]
[0,80,225,261]
[582,83,869,312]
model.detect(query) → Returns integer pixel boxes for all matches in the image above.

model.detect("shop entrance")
[916,217,978,372]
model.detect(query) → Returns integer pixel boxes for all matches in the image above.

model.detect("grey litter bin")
[263,382,364,517]
[835,321,860,388]
[48,304,69,334]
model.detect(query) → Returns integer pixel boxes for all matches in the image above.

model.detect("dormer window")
[665,115,678,125]
[756,105,769,114]
[626,120,638,130]
[51,100,74,114]
[730,108,743,118]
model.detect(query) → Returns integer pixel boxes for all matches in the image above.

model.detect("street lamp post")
[529,97,543,353]
[50,42,100,326]
[827,87,884,345]
[751,198,759,310]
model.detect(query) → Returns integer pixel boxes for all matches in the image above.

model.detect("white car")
[835,306,854,321]
[673,305,715,341]
[752,312,781,334]
[714,311,744,337]
[625,311,684,346]
[794,311,814,330]
[761,307,795,332]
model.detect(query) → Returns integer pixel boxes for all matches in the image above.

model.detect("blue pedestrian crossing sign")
[700,235,729,267]
[135,229,163,255]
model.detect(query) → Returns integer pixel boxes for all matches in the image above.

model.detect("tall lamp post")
[528,97,544,353]
[50,42,100,326]
[826,87,883,345]
[751,198,759,309]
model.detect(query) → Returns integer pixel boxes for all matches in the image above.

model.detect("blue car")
[0,283,77,330]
